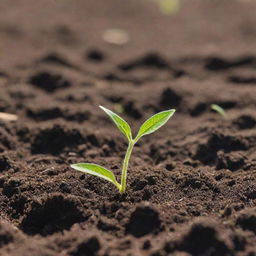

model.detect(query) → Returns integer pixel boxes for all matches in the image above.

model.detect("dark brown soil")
[0,0,256,255]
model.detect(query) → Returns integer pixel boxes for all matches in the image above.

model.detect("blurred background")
[1,0,256,69]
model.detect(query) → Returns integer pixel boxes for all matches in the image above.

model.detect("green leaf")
[158,0,180,15]
[135,109,175,141]
[99,105,132,141]
[70,163,120,189]
[211,104,227,118]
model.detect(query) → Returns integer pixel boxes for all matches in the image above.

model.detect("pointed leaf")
[70,163,120,188]
[99,105,132,141]
[135,109,175,140]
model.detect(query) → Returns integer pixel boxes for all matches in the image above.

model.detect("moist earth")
[0,0,256,255]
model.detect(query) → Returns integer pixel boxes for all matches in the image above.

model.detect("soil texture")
[0,0,256,255]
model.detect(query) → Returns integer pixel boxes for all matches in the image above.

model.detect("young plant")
[71,106,175,193]
[211,104,227,119]
[157,0,180,15]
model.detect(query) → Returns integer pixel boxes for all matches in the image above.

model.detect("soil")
[0,0,256,255]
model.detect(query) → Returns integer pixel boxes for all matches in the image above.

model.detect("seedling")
[71,106,175,193]
[211,104,227,119]
[114,103,124,114]
[157,0,180,15]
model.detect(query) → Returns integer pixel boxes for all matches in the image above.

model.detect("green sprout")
[114,103,124,114]
[71,106,175,193]
[157,0,180,15]
[211,104,227,119]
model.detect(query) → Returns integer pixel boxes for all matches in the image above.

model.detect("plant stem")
[120,141,134,193]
